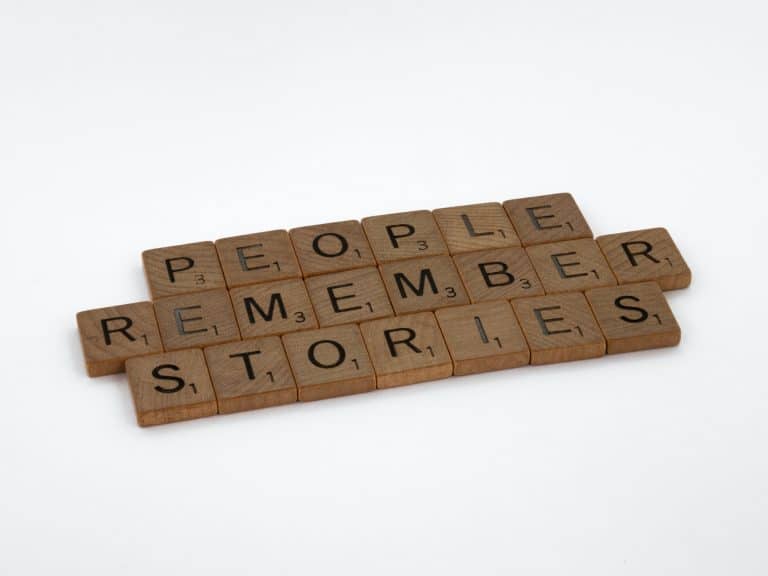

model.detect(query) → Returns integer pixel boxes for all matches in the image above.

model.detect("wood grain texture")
[126,349,217,426]
[512,292,605,365]
[204,336,297,414]
[289,220,375,276]
[154,289,240,351]
[359,312,453,388]
[361,210,448,262]
[435,301,530,375]
[282,324,376,401]
[596,228,691,290]
[379,255,469,314]
[77,301,164,377]
[432,202,520,254]
[503,193,593,246]
[230,279,317,338]
[526,239,617,294]
[453,247,544,303]
[215,230,301,288]
[305,267,393,327]
[143,241,226,299]
[585,282,681,354]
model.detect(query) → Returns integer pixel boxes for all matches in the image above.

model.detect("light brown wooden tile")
[435,301,530,376]
[585,282,681,354]
[362,210,448,262]
[453,247,544,303]
[126,349,217,426]
[503,193,593,246]
[143,241,226,299]
[77,302,164,377]
[432,202,520,254]
[527,239,617,294]
[282,324,375,401]
[154,289,240,351]
[305,267,393,327]
[359,312,453,389]
[215,230,301,288]
[204,337,297,414]
[379,255,469,314]
[511,292,605,365]
[596,228,691,290]
[289,220,375,276]
[230,279,317,338]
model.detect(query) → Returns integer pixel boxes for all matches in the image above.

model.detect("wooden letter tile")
[215,230,301,288]
[435,301,530,376]
[585,282,681,354]
[282,324,376,401]
[154,289,240,351]
[512,292,605,365]
[143,241,226,299]
[204,337,297,414]
[230,279,317,338]
[503,193,593,246]
[433,202,520,253]
[527,239,617,294]
[126,349,217,426]
[306,267,393,327]
[361,210,448,262]
[77,301,164,377]
[380,255,469,314]
[289,220,375,276]
[596,228,691,290]
[359,312,453,388]
[453,247,544,303]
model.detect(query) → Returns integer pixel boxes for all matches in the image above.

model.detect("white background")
[1,1,766,574]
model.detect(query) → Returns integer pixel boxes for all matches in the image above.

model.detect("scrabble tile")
[503,193,593,246]
[585,282,681,354]
[77,302,164,377]
[362,210,448,262]
[154,289,240,351]
[435,301,530,376]
[596,228,691,290]
[433,202,520,254]
[126,349,217,426]
[527,239,617,294]
[453,247,545,303]
[379,255,469,314]
[512,292,605,365]
[215,230,301,288]
[143,241,226,299]
[360,312,453,389]
[230,279,317,338]
[282,324,376,401]
[305,267,393,327]
[289,220,375,276]
[204,337,297,414]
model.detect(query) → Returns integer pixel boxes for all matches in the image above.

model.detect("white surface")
[1,1,766,574]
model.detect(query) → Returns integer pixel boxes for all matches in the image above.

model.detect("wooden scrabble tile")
[204,337,297,414]
[305,267,393,327]
[154,289,240,351]
[435,301,530,376]
[230,279,317,338]
[503,193,593,246]
[361,210,448,262]
[596,228,691,290]
[215,230,301,288]
[359,312,452,389]
[433,202,520,253]
[77,301,164,377]
[585,282,681,354]
[282,324,376,401]
[289,220,375,276]
[143,241,226,299]
[453,247,545,303]
[126,349,217,426]
[526,239,617,294]
[511,292,605,365]
[379,255,469,314]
